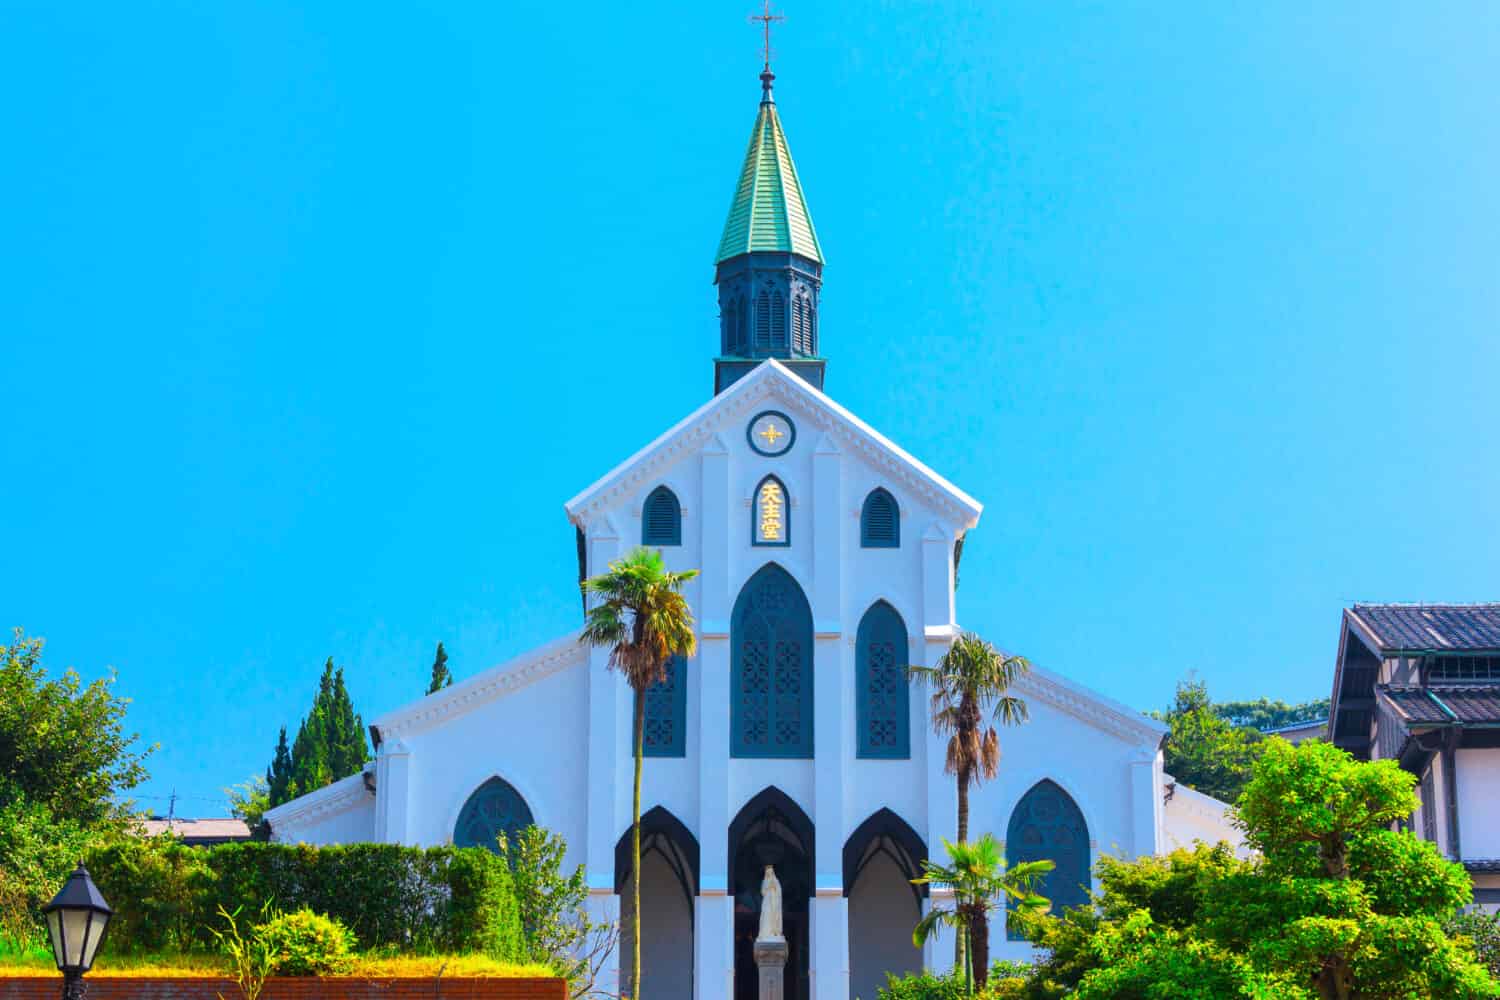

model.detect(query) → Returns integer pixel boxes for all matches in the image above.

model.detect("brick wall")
[0,977,566,1000]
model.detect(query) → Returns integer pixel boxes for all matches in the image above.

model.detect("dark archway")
[729,788,813,1000]
[731,563,814,758]
[1006,779,1090,940]
[616,806,698,999]
[844,809,926,1000]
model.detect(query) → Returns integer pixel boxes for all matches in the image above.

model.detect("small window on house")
[642,486,682,546]
[861,489,899,548]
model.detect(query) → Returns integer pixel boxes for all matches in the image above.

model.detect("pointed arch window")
[737,297,750,354]
[753,475,790,547]
[856,602,909,758]
[641,655,687,757]
[642,485,682,546]
[454,777,535,853]
[756,290,772,350]
[807,303,817,353]
[771,291,787,348]
[732,565,814,758]
[724,300,739,355]
[861,488,899,548]
[1006,780,1089,938]
[791,297,806,353]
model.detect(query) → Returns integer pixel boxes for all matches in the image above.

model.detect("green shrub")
[255,908,356,976]
[82,839,524,959]
[1449,910,1500,979]
[875,969,979,1000]
[85,836,214,952]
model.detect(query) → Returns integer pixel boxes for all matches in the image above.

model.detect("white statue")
[758,864,784,941]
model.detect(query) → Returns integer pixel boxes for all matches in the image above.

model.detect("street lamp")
[41,864,112,1000]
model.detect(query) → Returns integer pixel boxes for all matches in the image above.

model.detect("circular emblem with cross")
[747,410,796,456]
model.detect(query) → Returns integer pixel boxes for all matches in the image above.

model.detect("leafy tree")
[1449,911,1500,981]
[1214,696,1329,732]
[226,775,272,829]
[909,631,1030,971]
[266,658,369,808]
[911,834,1051,994]
[0,629,152,825]
[501,825,618,998]
[580,547,697,1000]
[427,641,454,694]
[1006,740,1496,1000]
[1155,678,1263,802]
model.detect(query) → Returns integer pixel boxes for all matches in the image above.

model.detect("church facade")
[265,66,1229,1000]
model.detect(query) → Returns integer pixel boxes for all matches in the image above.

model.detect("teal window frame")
[860,488,900,548]
[855,601,910,759]
[642,485,682,546]
[453,776,535,853]
[641,655,687,758]
[1006,780,1089,939]
[731,563,814,758]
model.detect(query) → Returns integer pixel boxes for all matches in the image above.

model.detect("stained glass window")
[453,777,534,853]
[642,655,687,758]
[732,564,813,758]
[1006,780,1089,939]
[856,602,909,758]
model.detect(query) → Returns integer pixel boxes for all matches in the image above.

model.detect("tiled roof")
[1348,604,1500,654]
[716,88,823,264]
[1376,684,1500,725]
[139,817,252,841]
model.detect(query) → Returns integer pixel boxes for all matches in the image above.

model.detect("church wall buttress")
[585,525,623,889]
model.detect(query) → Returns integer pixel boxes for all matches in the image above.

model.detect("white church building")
[266,63,1233,1000]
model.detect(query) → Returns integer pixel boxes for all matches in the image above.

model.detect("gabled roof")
[1378,684,1500,726]
[1348,603,1500,654]
[563,359,982,530]
[716,91,823,264]
[370,632,586,742]
[1013,662,1167,750]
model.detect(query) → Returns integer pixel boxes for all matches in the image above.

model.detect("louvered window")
[807,304,817,353]
[791,298,805,353]
[724,301,739,354]
[756,291,771,349]
[861,488,899,548]
[856,602,909,759]
[642,486,681,546]
[771,292,787,348]
[737,297,749,353]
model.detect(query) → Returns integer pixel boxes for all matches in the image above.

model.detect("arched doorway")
[844,809,926,1000]
[731,563,814,758]
[453,776,534,852]
[616,806,698,1000]
[729,788,813,1000]
[1006,780,1090,938]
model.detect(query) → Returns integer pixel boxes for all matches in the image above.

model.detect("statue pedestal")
[753,937,789,1000]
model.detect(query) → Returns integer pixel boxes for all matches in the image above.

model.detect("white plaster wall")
[1160,779,1247,856]
[1457,748,1500,860]
[400,660,590,868]
[273,797,376,846]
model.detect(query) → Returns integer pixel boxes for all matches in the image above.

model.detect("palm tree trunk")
[954,767,970,973]
[970,909,990,993]
[631,688,645,1000]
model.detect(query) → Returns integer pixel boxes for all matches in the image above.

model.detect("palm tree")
[911,834,1053,994]
[908,630,1030,972]
[579,546,698,1000]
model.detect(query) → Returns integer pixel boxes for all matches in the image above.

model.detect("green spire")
[716,76,823,265]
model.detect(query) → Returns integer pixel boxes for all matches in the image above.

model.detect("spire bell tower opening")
[713,6,825,395]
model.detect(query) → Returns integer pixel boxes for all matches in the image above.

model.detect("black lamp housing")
[41,864,113,974]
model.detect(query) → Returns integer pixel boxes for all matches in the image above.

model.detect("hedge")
[82,840,523,960]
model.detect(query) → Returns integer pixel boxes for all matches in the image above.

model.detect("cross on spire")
[749,1,784,75]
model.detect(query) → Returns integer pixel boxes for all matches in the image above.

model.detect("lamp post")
[41,864,112,1000]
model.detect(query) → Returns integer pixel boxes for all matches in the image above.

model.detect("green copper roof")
[716,91,824,265]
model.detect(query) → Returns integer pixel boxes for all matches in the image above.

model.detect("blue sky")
[3,2,1497,816]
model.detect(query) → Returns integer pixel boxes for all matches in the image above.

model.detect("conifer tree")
[265,726,293,807]
[426,641,453,694]
[265,658,369,806]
